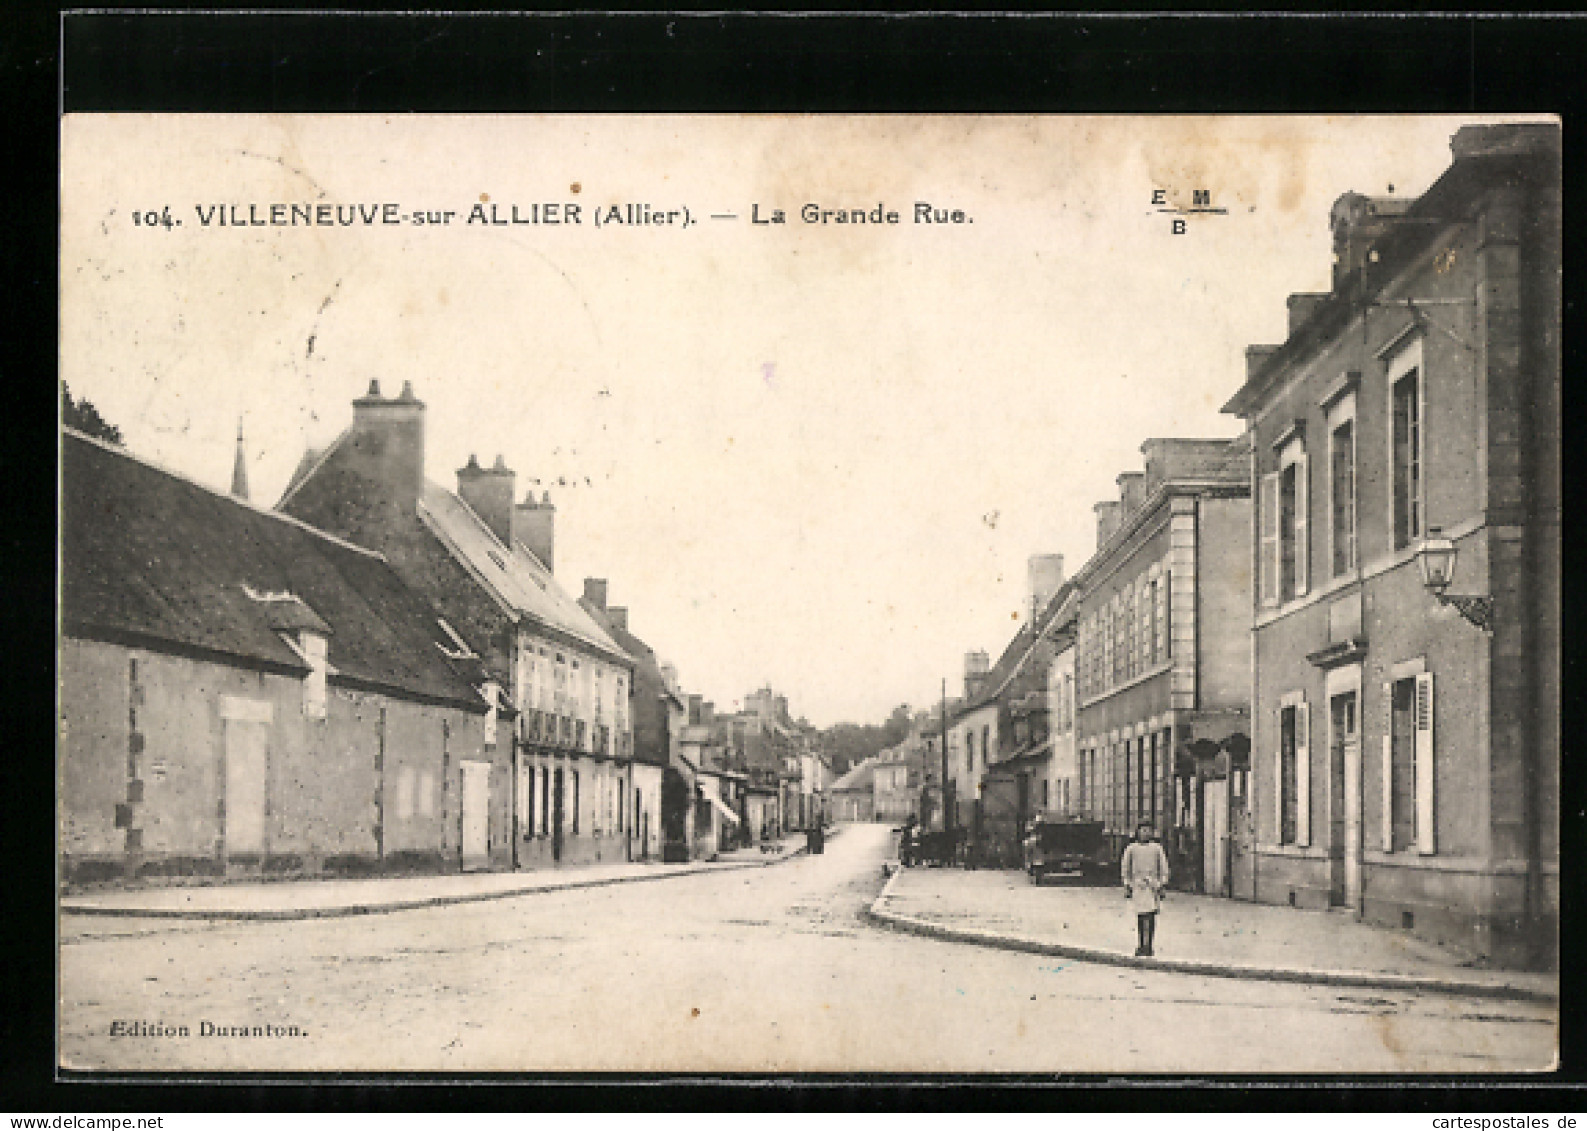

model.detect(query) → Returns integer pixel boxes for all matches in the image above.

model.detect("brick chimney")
[608,606,629,633]
[458,454,517,548]
[583,577,609,611]
[1027,553,1065,614]
[1095,500,1122,550]
[964,650,991,702]
[1286,292,1331,337]
[1117,471,1146,519]
[516,491,556,573]
[348,379,426,515]
[688,693,703,725]
[1246,345,1281,385]
[1330,192,1412,291]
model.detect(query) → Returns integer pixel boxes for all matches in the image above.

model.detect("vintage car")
[1022,816,1108,884]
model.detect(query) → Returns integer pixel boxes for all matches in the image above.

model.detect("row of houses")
[933,122,1559,969]
[60,381,828,884]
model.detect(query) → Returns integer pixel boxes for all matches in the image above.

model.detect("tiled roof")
[61,431,488,711]
[419,483,629,665]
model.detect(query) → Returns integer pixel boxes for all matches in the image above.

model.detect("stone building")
[277,382,637,869]
[60,430,506,882]
[1072,439,1252,893]
[577,579,672,862]
[946,557,1072,865]
[1220,123,1559,967]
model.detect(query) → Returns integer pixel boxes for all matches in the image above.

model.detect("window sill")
[1255,843,1329,859]
[1079,659,1174,709]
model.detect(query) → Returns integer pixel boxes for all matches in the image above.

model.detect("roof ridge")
[63,428,389,562]
[275,428,349,509]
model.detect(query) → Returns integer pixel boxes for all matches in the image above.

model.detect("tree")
[62,384,123,444]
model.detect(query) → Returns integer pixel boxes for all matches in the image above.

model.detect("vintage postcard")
[58,113,1559,1074]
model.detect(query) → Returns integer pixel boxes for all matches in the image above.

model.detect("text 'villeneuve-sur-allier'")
[130,200,976,231]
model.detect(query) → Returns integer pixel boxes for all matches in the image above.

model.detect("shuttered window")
[1261,472,1281,607]
[1277,698,1309,845]
[1415,672,1436,855]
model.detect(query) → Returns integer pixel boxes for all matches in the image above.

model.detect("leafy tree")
[62,384,123,444]
[821,704,914,777]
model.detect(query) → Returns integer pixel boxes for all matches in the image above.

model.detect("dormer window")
[436,618,478,661]
[482,680,501,748]
[300,631,328,719]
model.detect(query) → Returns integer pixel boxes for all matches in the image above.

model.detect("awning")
[708,796,741,824]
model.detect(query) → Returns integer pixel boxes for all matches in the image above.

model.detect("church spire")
[230,417,250,501]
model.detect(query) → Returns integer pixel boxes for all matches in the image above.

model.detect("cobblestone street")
[59,824,1556,1074]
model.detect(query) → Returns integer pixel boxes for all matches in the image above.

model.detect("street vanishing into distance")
[60,825,1555,1074]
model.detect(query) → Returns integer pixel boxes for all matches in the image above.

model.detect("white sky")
[60,115,1522,727]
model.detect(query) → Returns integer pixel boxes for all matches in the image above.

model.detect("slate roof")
[419,483,628,665]
[61,430,488,712]
[955,580,1075,720]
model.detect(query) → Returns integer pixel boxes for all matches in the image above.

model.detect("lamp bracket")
[1436,593,1493,634]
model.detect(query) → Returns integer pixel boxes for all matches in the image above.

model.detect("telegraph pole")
[940,677,952,836]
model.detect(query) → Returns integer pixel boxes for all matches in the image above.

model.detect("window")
[1383,671,1435,853]
[1277,696,1310,846]
[1391,361,1423,550]
[1161,567,1174,656]
[981,724,991,766]
[571,770,580,834]
[524,761,535,837]
[1329,394,1358,577]
[1264,435,1309,606]
[1137,576,1152,672]
[301,631,328,719]
[540,767,549,834]
[964,729,974,776]
[1124,587,1138,680]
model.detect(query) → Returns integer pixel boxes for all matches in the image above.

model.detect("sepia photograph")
[56,110,1560,1076]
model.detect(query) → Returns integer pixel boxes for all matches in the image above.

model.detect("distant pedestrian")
[1121,822,1170,957]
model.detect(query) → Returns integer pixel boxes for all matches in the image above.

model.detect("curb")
[61,841,810,923]
[863,872,1557,1005]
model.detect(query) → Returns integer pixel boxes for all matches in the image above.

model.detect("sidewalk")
[867,866,1557,1003]
[60,834,810,921]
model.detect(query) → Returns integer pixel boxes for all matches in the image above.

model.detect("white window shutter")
[1261,472,1280,606]
[1381,682,1394,851]
[1294,701,1311,847]
[1294,454,1310,597]
[1415,672,1436,855]
[1274,721,1285,845]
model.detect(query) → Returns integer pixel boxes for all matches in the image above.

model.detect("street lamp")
[1416,526,1493,633]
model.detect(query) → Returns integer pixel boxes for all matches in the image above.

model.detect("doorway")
[1328,688,1361,908]
[1203,778,1228,896]
[552,767,565,862]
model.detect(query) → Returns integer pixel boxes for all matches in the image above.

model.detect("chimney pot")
[583,577,609,611]
[1094,499,1123,550]
[1246,345,1280,383]
[457,453,516,547]
[397,380,418,403]
[346,380,426,513]
[516,489,556,572]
